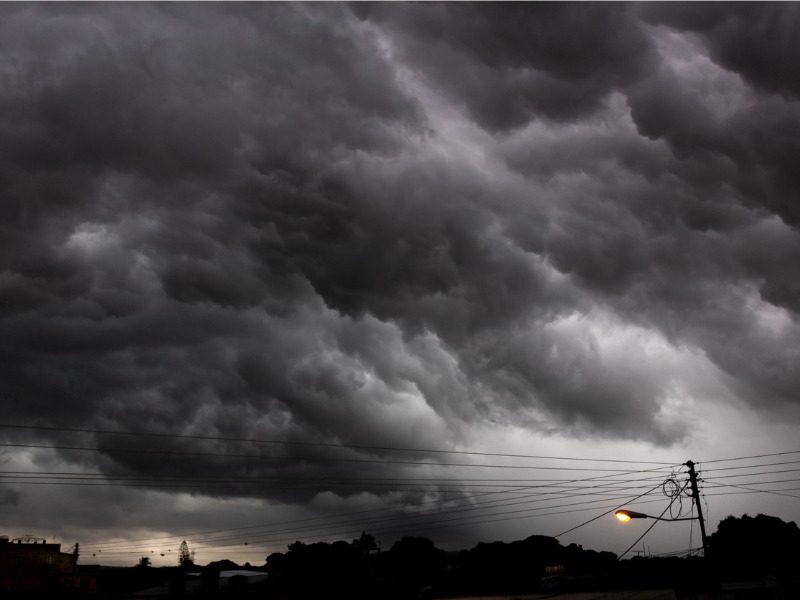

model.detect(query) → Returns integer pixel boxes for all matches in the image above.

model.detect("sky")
[1,2,800,566]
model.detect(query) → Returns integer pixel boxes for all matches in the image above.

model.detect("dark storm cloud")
[2,1,800,518]
[0,1,433,499]
[644,3,800,98]
[626,4,800,230]
[0,488,20,508]
[355,2,655,130]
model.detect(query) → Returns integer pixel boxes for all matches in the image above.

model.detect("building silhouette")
[0,535,97,594]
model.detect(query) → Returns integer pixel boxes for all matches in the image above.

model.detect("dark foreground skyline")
[4,513,800,598]
[1,3,800,565]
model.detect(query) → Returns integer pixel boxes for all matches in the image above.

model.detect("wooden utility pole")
[685,460,708,557]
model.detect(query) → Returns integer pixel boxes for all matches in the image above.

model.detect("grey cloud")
[3,2,800,531]
[644,3,800,99]
[0,489,20,508]
[355,2,656,131]
[0,3,435,502]
[622,9,800,230]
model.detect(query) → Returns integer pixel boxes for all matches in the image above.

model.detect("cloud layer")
[2,3,800,522]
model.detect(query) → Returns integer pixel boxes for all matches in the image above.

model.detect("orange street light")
[614,508,695,523]
[615,509,649,522]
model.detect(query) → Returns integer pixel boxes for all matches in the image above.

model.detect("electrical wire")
[83,467,676,552]
[661,472,692,520]
[0,471,670,489]
[92,484,664,552]
[617,481,689,561]
[702,459,800,473]
[96,495,674,557]
[0,442,677,472]
[704,476,800,486]
[11,428,800,560]
[0,423,676,464]
[0,469,676,487]
[552,481,664,539]
[701,450,800,464]
[702,479,800,500]
[703,486,800,496]
[89,471,672,552]
[703,468,800,479]
[96,491,647,554]
[0,468,673,490]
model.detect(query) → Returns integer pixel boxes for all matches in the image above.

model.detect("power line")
[701,450,800,464]
[0,468,673,498]
[91,481,668,553]
[3,456,676,555]
[703,486,800,497]
[0,469,671,486]
[97,494,673,557]
[195,496,673,555]
[553,481,665,538]
[702,479,800,501]
[0,423,676,464]
[96,491,649,554]
[617,481,689,561]
[0,479,667,501]
[702,459,800,473]
[0,470,676,485]
[704,476,800,485]
[89,472,670,552]
[11,428,800,558]
[704,468,800,479]
[83,467,675,551]
[75,469,681,556]
[93,498,668,558]
[0,442,677,472]
[0,480,665,496]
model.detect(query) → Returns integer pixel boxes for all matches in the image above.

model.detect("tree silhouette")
[709,513,800,578]
[353,531,378,554]
[178,540,194,568]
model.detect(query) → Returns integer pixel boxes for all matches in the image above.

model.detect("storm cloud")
[2,3,800,550]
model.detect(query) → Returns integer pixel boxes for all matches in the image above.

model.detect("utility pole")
[685,460,708,557]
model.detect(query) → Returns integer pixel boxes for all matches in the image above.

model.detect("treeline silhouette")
[262,531,615,599]
[708,513,800,580]
[83,513,800,599]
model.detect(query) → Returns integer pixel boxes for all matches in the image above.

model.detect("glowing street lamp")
[615,509,649,522]
[614,508,695,523]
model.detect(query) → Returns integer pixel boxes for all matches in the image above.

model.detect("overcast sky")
[2,2,800,566]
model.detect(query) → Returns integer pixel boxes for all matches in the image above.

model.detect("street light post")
[614,509,695,523]
[614,460,709,557]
